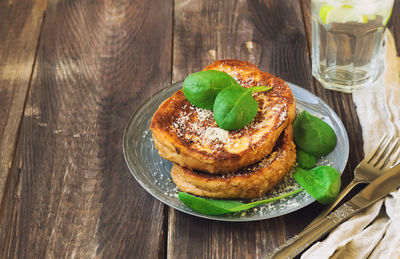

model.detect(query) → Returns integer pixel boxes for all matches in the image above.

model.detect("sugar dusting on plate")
[142,125,334,218]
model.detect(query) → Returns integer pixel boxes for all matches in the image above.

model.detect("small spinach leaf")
[213,85,271,130]
[293,166,341,205]
[183,70,239,110]
[293,111,337,157]
[297,150,317,169]
[178,189,303,216]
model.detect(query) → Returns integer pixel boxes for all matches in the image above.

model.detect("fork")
[306,134,400,229]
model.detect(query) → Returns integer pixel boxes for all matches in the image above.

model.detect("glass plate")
[123,81,349,222]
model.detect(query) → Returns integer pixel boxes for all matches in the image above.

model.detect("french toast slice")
[150,59,296,173]
[170,126,296,199]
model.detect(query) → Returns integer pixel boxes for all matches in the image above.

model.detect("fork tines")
[368,134,400,170]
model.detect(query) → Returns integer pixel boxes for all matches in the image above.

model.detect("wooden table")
[1,0,399,258]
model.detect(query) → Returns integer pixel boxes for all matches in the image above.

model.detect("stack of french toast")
[150,59,297,199]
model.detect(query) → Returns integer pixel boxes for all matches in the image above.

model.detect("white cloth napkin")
[301,30,400,259]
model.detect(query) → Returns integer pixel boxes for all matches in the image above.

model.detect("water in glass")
[312,0,394,93]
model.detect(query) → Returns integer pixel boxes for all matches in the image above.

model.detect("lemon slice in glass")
[383,5,393,25]
[320,4,368,24]
[319,4,334,24]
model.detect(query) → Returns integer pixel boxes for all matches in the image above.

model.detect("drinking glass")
[311,0,395,93]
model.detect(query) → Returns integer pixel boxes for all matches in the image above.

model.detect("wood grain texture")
[0,0,398,257]
[388,0,400,52]
[170,0,316,257]
[173,0,314,89]
[0,0,46,213]
[0,0,172,258]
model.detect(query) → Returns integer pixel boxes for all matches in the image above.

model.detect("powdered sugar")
[204,127,230,143]
[172,105,233,149]
[170,93,291,154]
[196,108,213,121]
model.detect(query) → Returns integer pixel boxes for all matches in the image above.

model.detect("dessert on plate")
[150,59,297,199]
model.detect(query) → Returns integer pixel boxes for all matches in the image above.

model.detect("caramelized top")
[150,59,295,161]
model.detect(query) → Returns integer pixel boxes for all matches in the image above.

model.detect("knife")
[267,163,400,259]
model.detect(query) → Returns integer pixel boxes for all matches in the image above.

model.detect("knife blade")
[267,163,400,259]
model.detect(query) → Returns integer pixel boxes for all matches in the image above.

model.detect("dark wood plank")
[0,0,46,211]
[169,0,316,257]
[0,0,172,257]
[388,0,400,52]
[173,0,314,88]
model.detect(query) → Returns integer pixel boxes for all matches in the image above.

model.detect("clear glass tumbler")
[311,0,394,93]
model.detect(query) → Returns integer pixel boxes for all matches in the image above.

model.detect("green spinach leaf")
[178,165,342,215]
[182,70,239,110]
[213,85,271,130]
[297,150,317,169]
[178,189,304,216]
[293,166,341,205]
[293,110,337,157]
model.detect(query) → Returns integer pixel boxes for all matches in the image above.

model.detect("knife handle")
[267,203,356,259]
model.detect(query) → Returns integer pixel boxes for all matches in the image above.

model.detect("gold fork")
[306,134,400,229]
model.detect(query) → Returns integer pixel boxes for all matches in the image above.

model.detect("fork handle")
[304,180,359,230]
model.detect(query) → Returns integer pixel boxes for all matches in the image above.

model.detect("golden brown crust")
[170,126,296,199]
[150,59,296,173]
[203,59,273,87]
